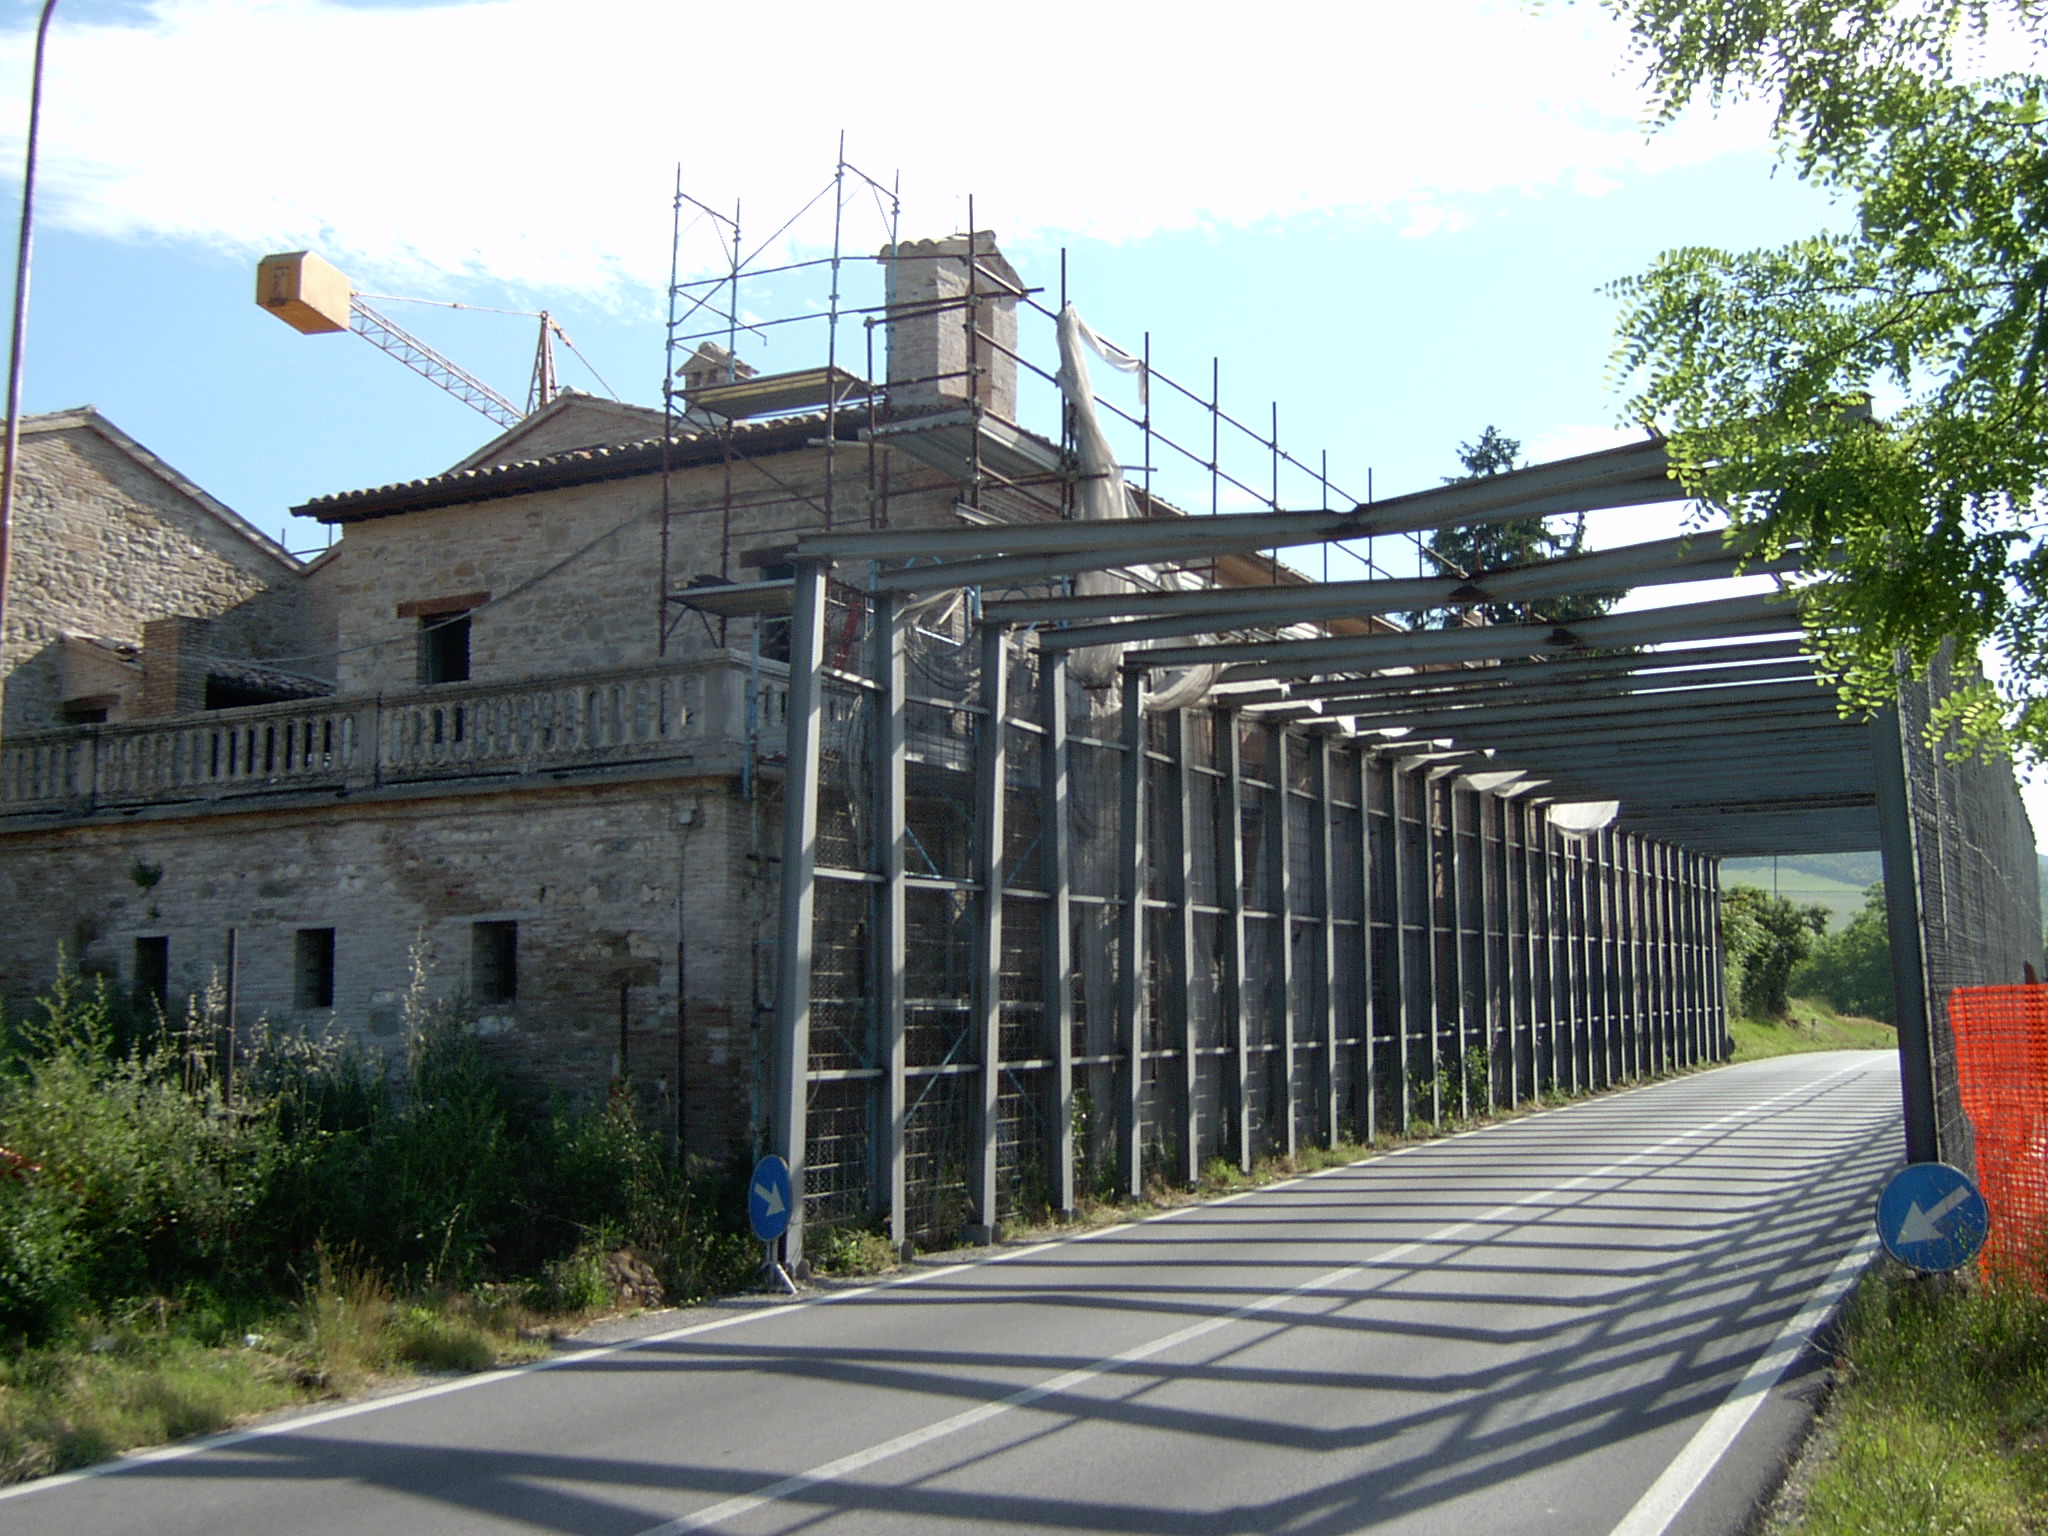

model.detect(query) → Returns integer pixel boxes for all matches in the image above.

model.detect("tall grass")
[1788,1264,2048,1533]
[0,957,754,1376]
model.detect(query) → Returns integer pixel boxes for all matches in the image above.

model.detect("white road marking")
[632,1061,1878,1535]
[0,1055,1880,1527]
[1606,1232,1879,1536]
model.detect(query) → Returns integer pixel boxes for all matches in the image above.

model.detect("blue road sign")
[748,1154,794,1243]
[1877,1162,1990,1273]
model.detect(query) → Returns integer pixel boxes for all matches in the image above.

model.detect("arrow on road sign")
[754,1180,786,1218]
[1899,1185,1971,1246]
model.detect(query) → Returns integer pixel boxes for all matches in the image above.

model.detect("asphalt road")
[0,1050,1904,1536]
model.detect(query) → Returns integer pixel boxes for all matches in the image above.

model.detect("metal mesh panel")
[1899,654,2046,1173]
[802,1076,872,1228]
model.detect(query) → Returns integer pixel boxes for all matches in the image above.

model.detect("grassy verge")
[1730,997,1896,1061]
[0,1260,623,1485]
[1771,1265,2048,1534]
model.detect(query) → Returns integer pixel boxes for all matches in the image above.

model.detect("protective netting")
[784,598,1787,1246]
[1947,985,2048,1285]
[1895,653,2045,1177]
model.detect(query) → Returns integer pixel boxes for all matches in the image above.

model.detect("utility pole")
[0,0,60,753]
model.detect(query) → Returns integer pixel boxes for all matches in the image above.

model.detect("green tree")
[1413,426,1621,626]
[1602,0,2048,760]
[1793,882,1896,1022]
[1721,884,1828,1018]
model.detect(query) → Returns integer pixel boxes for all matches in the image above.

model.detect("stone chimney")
[678,342,757,403]
[880,232,1022,422]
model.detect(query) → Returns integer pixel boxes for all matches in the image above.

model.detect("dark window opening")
[295,927,336,1010]
[133,936,169,1008]
[61,698,111,725]
[205,677,283,710]
[472,921,517,1005]
[420,612,472,685]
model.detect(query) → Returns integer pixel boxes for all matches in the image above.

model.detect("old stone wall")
[310,448,968,695]
[0,774,769,1162]
[2,414,310,735]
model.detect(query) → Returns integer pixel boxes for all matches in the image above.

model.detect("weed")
[810,1226,900,1278]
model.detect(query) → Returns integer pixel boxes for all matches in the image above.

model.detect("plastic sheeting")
[1055,304,1220,710]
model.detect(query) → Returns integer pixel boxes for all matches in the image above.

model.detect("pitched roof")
[24,407,300,571]
[292,408,863,524]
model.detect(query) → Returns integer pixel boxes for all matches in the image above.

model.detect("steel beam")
[1025,536,1791,649]
[1282,638,1812,702]
[1168,596,1805,682]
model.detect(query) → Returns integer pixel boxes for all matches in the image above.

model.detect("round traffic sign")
[748,1154,795,1242]
[1876,1162,1990,1273]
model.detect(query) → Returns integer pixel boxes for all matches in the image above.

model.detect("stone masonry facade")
[0,236,1038,1166]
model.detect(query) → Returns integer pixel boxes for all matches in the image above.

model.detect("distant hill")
[1720,853,1880,930]
[1719,851,2048,930]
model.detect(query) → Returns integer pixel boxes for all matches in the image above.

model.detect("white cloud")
[0,0,1775,305]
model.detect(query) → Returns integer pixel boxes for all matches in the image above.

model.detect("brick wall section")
[1,414,310,734]
[0,776,767,1162]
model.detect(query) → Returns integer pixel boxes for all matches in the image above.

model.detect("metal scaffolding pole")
[1041,649,1077,1215]
[971,623,1010,1239]
[874,593,908,1247]
[1115,668,1148,1197]
[1384,759,1411,1135]
[772,557,828,1270]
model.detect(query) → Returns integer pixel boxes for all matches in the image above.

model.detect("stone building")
[0,236,1040,1163]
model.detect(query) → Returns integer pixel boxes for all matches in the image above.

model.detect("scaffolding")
[652,153,1424,663]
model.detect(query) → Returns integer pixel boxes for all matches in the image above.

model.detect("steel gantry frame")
[764,435,2039,1264]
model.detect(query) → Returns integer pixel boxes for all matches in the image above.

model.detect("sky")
[4,0,2043,849]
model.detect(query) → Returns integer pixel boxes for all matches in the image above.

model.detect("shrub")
[1793,883,1895,1023]
[0,954,756,1350]
[1721,885,1828,1019]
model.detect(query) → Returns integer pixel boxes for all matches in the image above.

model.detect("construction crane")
[255,250,592,427]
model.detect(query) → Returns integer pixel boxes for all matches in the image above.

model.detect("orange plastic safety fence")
[1948,985,2048,1287]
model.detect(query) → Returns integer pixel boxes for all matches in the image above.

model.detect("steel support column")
[1271,724,1299,1156]
[1315,737,1341,1147]
[1172,712,1202,1185]
[1041,649,1076,1215]
[1224,712,1252,1171]
[1115,667,1148,1197]
[1357,749,1379,1142]
[1384,757,1410,1135]
[772,556,828,1268]
[971,623,1009,1238]
[873,592,908,1247]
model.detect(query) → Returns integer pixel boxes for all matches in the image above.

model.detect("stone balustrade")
[0,654,790,820]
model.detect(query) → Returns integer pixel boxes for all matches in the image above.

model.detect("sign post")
[1876,1162,1990,1274]
[748,1153,799,1295]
